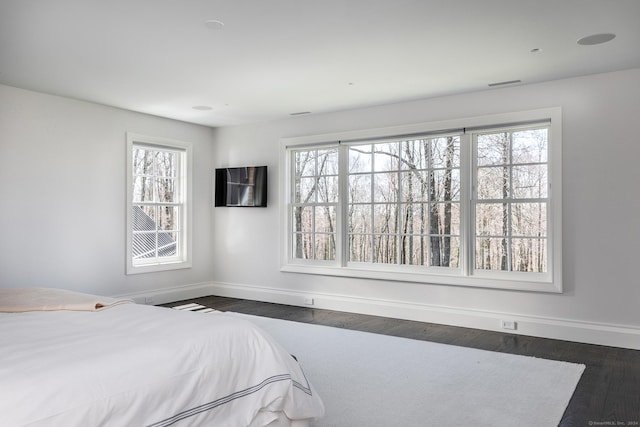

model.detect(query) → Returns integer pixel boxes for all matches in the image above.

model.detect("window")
[126,133,192,274]
[473,128,548,274]
[282,109,562,292]
[292,148,339,261]
[346,136,461,268]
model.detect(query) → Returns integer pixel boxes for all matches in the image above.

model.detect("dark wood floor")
[161,296,640,427]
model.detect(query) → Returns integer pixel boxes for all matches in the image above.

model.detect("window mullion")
[460,132,473,278]
[289,152,296,261]
[507,131,514,272]
[312,152,318,260]
[369,145,375,263]
[339,143,349,267]
[395,143,402,266]
[426,140,433,267]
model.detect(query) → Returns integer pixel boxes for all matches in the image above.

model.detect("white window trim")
[126,133,193,275]
[279,108,562,293]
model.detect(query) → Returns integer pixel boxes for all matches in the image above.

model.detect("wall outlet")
[501,320,517,330]
[144,296,154,305]
[303,297,315,306]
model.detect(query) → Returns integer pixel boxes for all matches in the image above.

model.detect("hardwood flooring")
[161,296,640,427]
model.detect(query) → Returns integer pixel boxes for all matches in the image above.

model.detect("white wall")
[0,85,215,300]
[2,69,639,348]
[212,68,640,349]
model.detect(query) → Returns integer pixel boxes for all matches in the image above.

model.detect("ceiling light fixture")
[577,33,616,46]
[192,105,213,111]
[290,111,311,116]
[488,80,522,87]
[204,19,225,30]
[530,48,542,53]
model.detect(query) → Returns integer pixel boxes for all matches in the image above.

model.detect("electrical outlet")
[501,320,517,330]
[144,296,154,305]
[303,297,314,306]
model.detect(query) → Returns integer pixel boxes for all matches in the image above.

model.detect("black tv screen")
[215,166,267,207]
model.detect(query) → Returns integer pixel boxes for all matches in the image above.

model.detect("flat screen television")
[214,166,267,207]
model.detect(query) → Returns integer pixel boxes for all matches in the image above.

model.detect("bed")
[0,288,324,426]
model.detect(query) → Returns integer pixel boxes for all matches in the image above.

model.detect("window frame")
[471,125,551,281]
[280,108,562,293]
[126,133,193,275]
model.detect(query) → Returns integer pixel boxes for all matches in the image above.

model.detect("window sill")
[126,260,192,275]
[280,263,561,293]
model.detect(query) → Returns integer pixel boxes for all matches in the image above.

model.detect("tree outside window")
[283,111,559,292]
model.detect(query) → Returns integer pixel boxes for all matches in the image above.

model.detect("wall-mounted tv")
[214,166,267,207]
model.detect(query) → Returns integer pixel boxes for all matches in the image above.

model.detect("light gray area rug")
[233,313,585,427]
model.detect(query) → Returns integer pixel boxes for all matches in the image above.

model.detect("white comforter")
[0,303,324,426]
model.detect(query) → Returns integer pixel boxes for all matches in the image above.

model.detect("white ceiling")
[1,0,639,127]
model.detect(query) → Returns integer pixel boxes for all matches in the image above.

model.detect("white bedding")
[0,302,324,426]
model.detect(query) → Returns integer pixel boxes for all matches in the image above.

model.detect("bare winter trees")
[475,128,548,273]
[292,136,461,268]
[131,146,180,259]
[291,126,548,274]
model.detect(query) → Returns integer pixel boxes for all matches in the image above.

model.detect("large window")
[282,109,562,292]
[126,133,192,274]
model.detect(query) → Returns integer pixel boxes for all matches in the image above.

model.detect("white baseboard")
[209,281,640,350]
[114,282,215,306]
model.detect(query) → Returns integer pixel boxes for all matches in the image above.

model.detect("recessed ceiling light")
[192,105,213,111]
[530,48,542,53]
[204,19,225,30]
[577,33,616,46]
